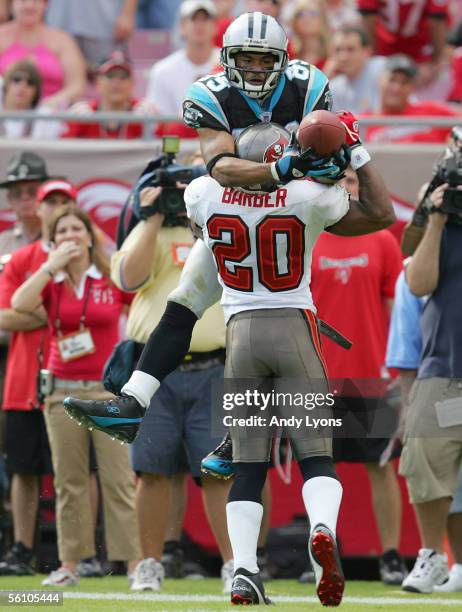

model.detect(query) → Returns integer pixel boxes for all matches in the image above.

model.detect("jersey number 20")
[207,214,305,292]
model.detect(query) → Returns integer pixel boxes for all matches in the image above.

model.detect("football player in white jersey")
[181,120,393,606]
[65,114,395,606]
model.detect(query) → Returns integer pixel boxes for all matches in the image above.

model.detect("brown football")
[297,110,346,156]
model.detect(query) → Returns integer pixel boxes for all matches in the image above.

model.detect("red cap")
[98,51,132,76]
[37,179,77,203]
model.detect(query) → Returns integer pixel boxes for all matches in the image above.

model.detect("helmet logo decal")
[263,135,289,163]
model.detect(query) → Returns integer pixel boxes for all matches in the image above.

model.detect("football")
[296,110,346,157]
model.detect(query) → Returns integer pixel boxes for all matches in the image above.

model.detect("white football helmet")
[221,12,288,99]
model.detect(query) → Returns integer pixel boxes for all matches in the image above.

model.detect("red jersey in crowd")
[364,101,458,143]
[358,0,449,62]
[42,267,132,381]
[0,241,49,411]
[214,16,234,47]
[63,99,155,139]
[448,47,462,103]
[311,230,402,382]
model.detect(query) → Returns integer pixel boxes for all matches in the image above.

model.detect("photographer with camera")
[399,181,462,593]
[402,127,462,257]
[111,173,233,593]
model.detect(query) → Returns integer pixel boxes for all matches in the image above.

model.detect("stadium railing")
[0,110,460,140]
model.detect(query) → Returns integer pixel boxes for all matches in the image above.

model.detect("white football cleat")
[402,549,449,593]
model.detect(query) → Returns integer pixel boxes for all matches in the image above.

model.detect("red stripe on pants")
[304,309,329,380]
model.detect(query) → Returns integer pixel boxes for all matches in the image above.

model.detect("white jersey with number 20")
[185,176,349,323]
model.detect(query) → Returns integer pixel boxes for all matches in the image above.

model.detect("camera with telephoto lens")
[402,127,462,255]
[134,136,207,224]
[422,127,462,217]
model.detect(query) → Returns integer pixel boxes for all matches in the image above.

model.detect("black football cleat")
[0,542,34,576]
[309,524,344,607]
[63,395,145,444]
[231,567,272,605]
[201,431,235,479]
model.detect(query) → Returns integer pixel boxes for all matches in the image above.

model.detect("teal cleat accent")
[63,395,145,444]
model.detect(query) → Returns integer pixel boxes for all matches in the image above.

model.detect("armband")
[206,153,239,178]
[350,145,371,171]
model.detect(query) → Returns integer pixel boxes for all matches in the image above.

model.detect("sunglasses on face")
[10,75,36,87]
[8,185,39,199]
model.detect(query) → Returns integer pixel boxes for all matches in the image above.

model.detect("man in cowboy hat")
[0,152,51,263]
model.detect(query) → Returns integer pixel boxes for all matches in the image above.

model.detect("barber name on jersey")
[184,176,349,321]
[183,60,332,137]
[221,187,288,209]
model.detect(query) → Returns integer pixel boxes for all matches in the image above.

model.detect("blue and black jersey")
[183,60,332,137]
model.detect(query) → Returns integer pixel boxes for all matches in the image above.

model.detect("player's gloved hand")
[336,110,371,170]
[271,143,348,184]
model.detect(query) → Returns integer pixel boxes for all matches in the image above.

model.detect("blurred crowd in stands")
[0,0,460,141]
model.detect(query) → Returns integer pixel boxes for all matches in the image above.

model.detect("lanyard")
[54,278,93,336]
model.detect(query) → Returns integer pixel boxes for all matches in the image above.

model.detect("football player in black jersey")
[183,11,346,187]
[63,11,353,442]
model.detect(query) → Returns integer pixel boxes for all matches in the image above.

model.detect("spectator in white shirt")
[329,26,386,114]
[147,0,219,138]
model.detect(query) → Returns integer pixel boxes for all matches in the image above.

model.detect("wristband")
[349,145,371,171]
[270,162,280,182]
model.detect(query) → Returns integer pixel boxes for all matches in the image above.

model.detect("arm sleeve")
[315,184,350,228]
[0,256,20,309]
[385,271,424,369]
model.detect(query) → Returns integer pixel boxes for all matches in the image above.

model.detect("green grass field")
[0,576,461,611]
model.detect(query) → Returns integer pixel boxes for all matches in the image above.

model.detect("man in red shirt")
[358,0,449,68]
[364,54,459,144]
[0,179,76,576]
[63,51,156,139]
[310,167,405,585]
[447,21,462,103]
